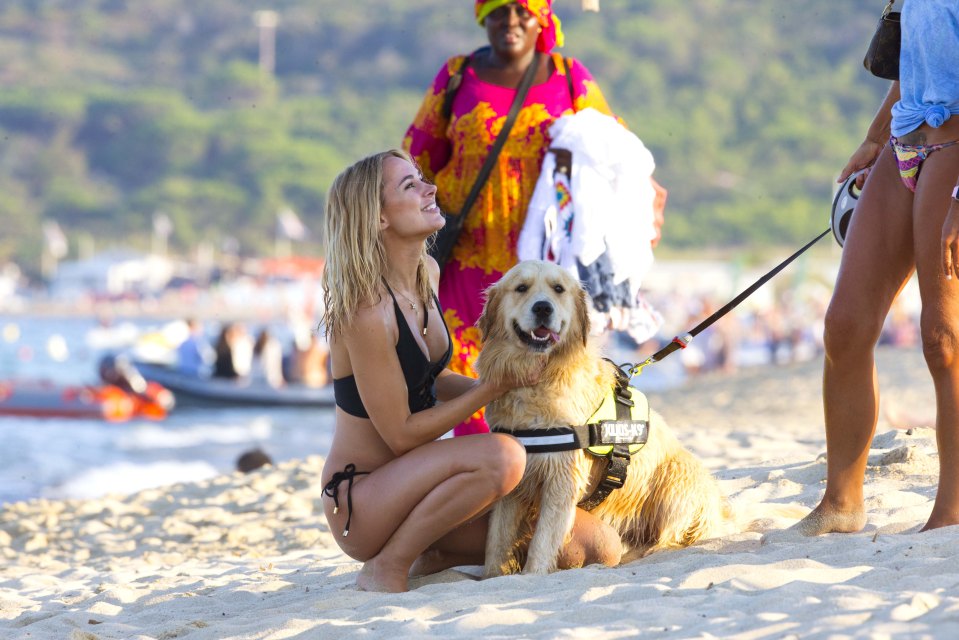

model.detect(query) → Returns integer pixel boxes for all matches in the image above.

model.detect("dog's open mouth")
[513,321,560,351]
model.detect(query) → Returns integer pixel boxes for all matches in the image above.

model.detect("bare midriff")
[897,115,959,146]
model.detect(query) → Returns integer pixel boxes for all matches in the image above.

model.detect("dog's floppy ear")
[575,284,590,347]
[477,281,503,341]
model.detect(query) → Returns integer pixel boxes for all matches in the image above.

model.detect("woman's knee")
[920,323,959,372]
[482,434,527,495]
[823,302,883,358]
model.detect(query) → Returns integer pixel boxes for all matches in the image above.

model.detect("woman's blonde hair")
[321,149,433,338]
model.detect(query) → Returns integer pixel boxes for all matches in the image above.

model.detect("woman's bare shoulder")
[341,293,395,344]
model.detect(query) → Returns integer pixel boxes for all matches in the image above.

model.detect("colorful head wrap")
[475,0,564,52]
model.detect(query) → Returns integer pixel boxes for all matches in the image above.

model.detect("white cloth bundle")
[519,108,662,342]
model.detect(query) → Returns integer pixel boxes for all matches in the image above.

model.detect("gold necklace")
[387,281,428,336]
[391,286,419,311]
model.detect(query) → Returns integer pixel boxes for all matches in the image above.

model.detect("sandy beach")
[2,345,958,639]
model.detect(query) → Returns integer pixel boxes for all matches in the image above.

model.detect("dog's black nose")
[532,300,553,320]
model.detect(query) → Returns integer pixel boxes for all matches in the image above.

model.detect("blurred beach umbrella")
[153,211,173,238]
[152,211,173,256]
[42,221,68,260]
[253,10,279,77]
[275,207,307,259]
[197,240,215,273]
[41,220,69,280]
[276,207,307,241]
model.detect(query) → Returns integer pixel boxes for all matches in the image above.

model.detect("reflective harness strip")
[492,363,649,511]
[499,419,648,455]
[502,427,588,452]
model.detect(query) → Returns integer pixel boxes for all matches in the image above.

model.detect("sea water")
[0,314,335,505]
[0,314,682,505]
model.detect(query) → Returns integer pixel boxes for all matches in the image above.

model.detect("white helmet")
[831,170,864,247]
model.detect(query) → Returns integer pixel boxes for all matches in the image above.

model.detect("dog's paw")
[483,562,515,579]
[521,560,556,575]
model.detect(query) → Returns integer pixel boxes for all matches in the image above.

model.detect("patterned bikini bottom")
[889,135,959,193]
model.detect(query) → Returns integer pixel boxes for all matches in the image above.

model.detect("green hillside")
[0,0,890,278]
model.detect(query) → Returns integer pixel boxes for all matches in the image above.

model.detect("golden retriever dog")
[476,260,738,576]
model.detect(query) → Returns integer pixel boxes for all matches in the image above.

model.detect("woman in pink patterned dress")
[404,0,655,436]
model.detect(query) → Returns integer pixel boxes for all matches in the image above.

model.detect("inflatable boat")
[0,380,174,422]
[132,361,335,408]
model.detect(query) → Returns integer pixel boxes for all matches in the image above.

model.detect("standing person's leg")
[910,144,959,531]
[798,147,916,535]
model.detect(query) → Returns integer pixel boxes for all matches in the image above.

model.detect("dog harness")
[491,363,649,511]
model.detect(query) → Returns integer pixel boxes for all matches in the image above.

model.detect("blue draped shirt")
[891,0,959,137]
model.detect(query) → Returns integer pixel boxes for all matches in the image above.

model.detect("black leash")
[627,227,831,377]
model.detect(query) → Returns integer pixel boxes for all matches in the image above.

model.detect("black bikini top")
[333,285,452,419]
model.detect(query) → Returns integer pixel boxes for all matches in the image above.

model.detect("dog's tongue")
[532,326,560,343]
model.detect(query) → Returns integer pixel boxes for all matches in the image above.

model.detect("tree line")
[0,0,889,279]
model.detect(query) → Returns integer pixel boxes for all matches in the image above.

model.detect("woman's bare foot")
[408,549,483,577]
[919,514,959,532]
[356,557,410,593]
[792,504,867,536]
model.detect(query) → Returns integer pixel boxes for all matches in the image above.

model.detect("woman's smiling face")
[380,156,443,238]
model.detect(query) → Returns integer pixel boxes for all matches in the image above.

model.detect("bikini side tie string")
[322,463,370,537]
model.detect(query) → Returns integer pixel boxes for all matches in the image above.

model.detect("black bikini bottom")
[322,463,370,537]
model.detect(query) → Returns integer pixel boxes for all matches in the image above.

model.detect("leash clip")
[628,357,653,377]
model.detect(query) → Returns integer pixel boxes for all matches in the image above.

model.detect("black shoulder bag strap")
[548,57,576,184]
[431,51,541,267]
[442,48,482,120]
[562,56,574,108]
[464,53,540,217]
